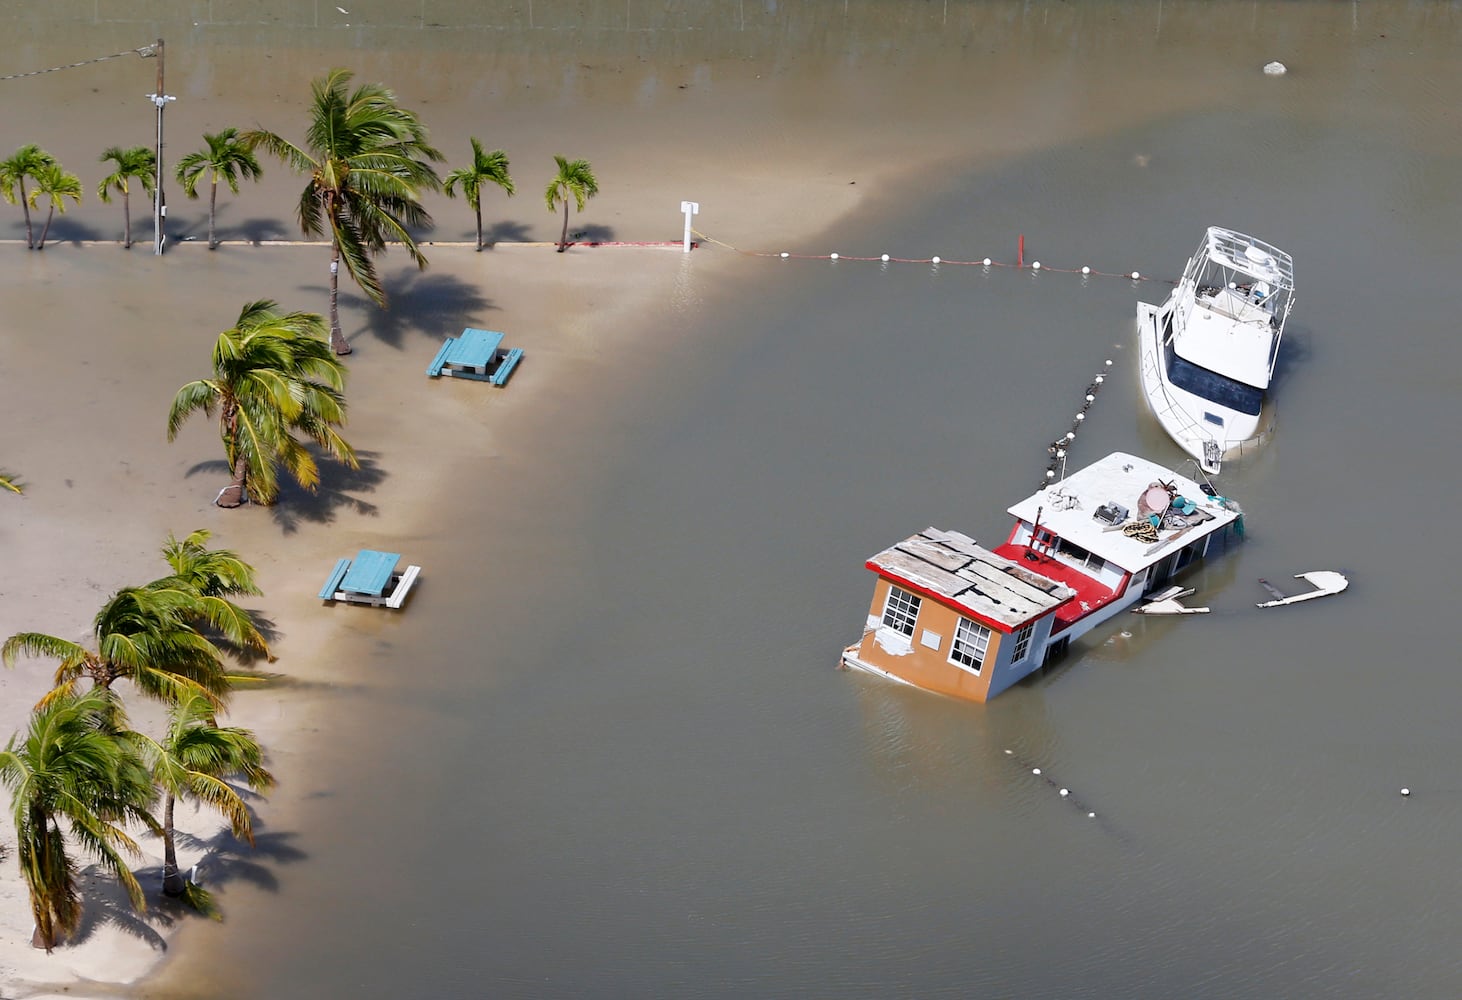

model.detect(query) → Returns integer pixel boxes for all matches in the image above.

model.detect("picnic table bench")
[319,549,421,609]
[426,327,523,386]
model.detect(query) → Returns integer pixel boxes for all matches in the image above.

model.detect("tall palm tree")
[0,144,57,249]
[154,529,271,659]
[124,690,273,900]
[166,300,358,507]
[443,138,514,251]
[97,145,157,249]
[242,69,443,355]
[175,127,264,250]
[3,584,234,708]
[0,689,155,952]
[31,160,82,251]
[544,155,599,253]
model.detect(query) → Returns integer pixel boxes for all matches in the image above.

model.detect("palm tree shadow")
[354,268,494,351]
[40,217,107,247]
[66,869,173,951]
[268,448,386,534]
[233,215,307,245]
[569,223,618,246]
[483,220,532,247]
[136,820,306,900]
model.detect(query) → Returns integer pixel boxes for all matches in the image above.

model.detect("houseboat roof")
[865,527,1077,630]
[1006,452,1242,575]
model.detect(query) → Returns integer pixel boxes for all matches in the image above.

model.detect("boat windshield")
[1164,341,1264,416]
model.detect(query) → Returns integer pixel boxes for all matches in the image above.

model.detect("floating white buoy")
[1131,271,1141,280]
[1105,359,1113,366]
[929,256,940,265]
[1032,768,1041,775]
[1095,375,1105,384]
[1059,788,1069,797]
[830,252,839,260]
[1004,749,1013,755]
[982,257,992,266]
[1401,787,1411,797]
[1045,470,1056,479]
[1056,449,1066,459]
[1032,261,1041,270]
[881,253,890,262]
[1081,266,1091,275]
[1264,61,1287,76]
[780,252,789,258]
[1075,413,1085,422]
[1066,432,1076,441]
[1085,394,1095,402]
[1088,812,1096,818]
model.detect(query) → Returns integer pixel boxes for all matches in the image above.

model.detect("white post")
[680,200,699,253]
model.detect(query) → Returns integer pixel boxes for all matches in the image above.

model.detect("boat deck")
[991,543,1121,633]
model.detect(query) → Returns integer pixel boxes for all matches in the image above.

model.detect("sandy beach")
[0,3,1380,994]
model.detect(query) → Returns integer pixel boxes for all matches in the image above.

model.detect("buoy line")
[1004,749,1098,819]
[692,228,1174,286]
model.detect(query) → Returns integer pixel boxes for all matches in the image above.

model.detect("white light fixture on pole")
[680,200,699,253]
[144,38,174,256]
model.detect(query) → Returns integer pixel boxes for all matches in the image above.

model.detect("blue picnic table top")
[442,328,504,369]
[340,549,401,596]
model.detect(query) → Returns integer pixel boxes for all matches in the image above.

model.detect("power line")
[0,44,155,83]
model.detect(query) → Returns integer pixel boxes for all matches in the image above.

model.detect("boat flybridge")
[1137,227,1295,475]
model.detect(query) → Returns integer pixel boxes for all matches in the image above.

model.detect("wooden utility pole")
[146,39,174,256]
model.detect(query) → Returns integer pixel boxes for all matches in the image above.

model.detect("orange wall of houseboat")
[856,577,1008,703]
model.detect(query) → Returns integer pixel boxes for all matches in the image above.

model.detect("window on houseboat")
[1011,621,1036,663]
[950,617,991,672]
[1054,537,1105,574]
[882,587,921,636]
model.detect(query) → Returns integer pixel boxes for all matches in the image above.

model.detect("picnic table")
[426,328,524,385]
[319,549,421,609]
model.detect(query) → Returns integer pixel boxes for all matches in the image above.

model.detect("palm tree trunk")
[122,190,132,249]
[37,206,54,250]
[208,176,219,249]
[558,202,569,252]
[328,243,352,355]
[162,793,185,897]
[475,205,484,251]
[219,460,247,508]
[20,179,33,249]
[31,806,58,951]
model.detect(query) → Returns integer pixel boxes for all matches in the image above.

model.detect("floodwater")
[13,2,1462,997]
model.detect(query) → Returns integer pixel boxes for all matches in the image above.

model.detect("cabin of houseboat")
[840,452,1243,702]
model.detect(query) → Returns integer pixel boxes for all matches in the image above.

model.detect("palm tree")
[0,689,155,951]
[0,144,57,249]
[443,138,514,251]
[124,690,273,900]
[166,300,358,507]
[175,128,263,250]
[154,529,271,659]
[242,69,443,354]
[544,155,599,253]
[3,584,234,708]
[97,145,157,249]
[1,470,21,494]
[31,160,82,250]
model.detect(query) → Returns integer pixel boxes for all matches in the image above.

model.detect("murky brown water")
[7,2,1462,997]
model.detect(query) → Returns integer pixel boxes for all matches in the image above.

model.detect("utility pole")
[145,39,174,256]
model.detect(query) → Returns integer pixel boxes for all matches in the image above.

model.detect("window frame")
[881,586,921,637]
[949,616,992,674]
[1010,621,1036,664]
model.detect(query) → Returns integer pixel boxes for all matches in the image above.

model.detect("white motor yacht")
[1137,227,1295,474]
